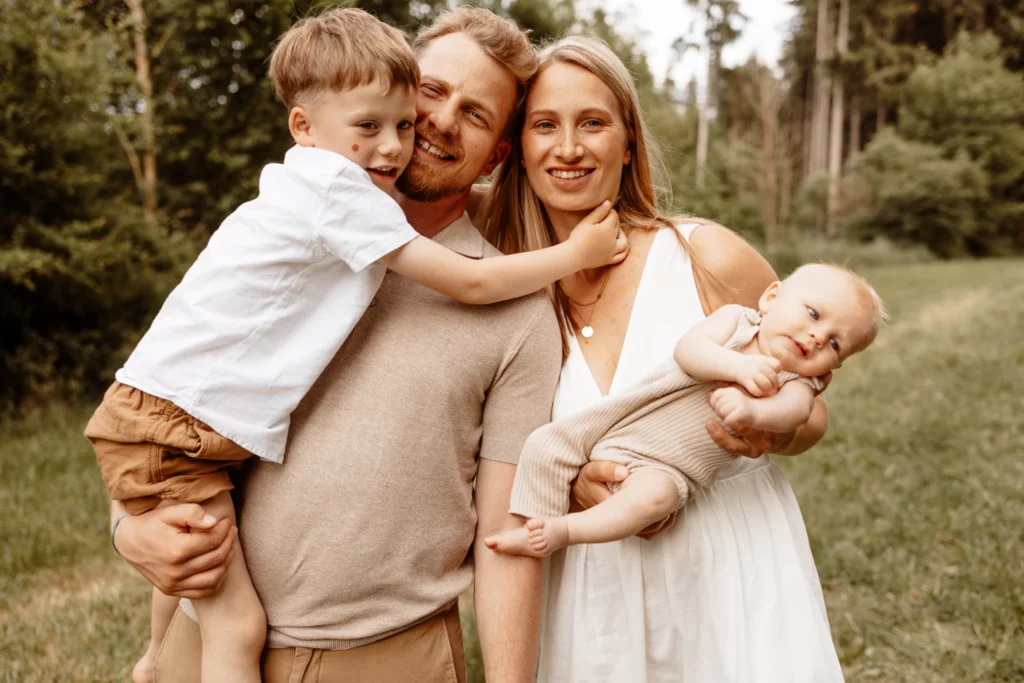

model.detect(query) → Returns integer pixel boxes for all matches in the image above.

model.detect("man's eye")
[830,339,840,352]
[422,85,440,96]
[807,307,819,320]
[358,122,378,131]
[468,110,485,123]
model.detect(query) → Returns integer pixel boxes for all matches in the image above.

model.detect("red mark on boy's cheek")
[352,144,359,152]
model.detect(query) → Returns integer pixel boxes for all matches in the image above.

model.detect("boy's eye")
[807,307,819,320]
[398,121,413,130]
[358,122,378,131]
[830,339,840,352]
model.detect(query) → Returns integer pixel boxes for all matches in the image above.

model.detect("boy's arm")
[378,202,626,306]
[711,381,816,433]
[674,304,781,397]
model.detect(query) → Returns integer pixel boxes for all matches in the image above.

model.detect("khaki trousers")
[153,603,466,683]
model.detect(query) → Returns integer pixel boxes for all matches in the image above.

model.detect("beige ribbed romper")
[509,307,824,519]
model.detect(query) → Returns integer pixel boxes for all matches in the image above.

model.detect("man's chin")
[396,167,471,203]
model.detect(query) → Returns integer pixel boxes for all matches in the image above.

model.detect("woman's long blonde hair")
[480,35,719,357]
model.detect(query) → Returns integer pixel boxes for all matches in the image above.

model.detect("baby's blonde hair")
[786,263,888,353]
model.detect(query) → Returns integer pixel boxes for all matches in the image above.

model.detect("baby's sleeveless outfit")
[509,307,823,518]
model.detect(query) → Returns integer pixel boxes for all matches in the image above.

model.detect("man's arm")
[379,202,625,305]
[111,499,235,599]
[474,459,544,683]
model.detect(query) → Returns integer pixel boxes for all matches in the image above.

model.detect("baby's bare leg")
[485,469,679,558]
[133,588,179,683]
[183,491,266,683]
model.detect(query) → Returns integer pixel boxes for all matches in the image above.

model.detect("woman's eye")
[582,119,603,128]
[807,307,819,320]
[830,339,840,352]
[535,121,555,130]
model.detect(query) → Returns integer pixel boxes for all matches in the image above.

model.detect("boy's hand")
[730,354,781,397]
[568,201,629,269]
[709,386,758,428]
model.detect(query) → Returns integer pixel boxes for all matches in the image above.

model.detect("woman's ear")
[289,107,315,147]
[624,148,631,165]
[758,281,782,314]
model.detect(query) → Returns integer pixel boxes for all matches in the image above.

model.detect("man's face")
[396,32,517,202]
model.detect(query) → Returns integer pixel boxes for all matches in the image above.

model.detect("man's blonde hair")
[269,7,419,109]
[788,263,888,352]
[413,6,537,126]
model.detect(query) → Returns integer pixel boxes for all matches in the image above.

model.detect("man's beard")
[396,152,475,202]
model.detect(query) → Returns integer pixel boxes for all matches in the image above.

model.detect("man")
[112,9,552,683]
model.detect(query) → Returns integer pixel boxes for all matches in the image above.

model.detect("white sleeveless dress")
[537,225,845,683]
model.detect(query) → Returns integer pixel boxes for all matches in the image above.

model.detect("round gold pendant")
[581,326,594,339]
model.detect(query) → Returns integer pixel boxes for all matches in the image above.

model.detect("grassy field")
[1,259,1022,682]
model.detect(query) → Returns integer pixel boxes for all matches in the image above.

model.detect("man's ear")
[758,281,782,314]
[481,139,512,176]
[288,107,315,147]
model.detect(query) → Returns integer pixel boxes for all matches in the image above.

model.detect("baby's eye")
[830,339,840,352]
[807,307,819,320]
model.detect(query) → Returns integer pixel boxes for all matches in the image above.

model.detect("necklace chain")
[559,269,613,337]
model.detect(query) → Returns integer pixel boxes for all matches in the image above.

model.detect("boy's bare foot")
[132,645,156,683]
[484,518,569,558]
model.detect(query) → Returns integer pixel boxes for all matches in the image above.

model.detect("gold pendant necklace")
[560,269,612,339]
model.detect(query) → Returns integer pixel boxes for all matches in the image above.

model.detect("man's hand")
[569,461,674,540]
[115,504,236,599]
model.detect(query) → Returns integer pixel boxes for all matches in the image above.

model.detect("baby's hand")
[730,354,781,397]
[710,386,758,429]
[568,201,629,269]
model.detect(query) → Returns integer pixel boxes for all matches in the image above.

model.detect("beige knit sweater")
[509,308,823,518]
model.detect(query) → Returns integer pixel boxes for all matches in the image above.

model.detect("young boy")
[485,263,886,557]
[86,9,627,683]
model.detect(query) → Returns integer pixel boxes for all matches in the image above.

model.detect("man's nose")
[428,101,458,135]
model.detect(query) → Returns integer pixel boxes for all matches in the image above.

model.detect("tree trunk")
[826,0,848,237]
[125,0,157,216]
[876,103,886,132]
[757,70,781,248]
[696,41,718,190]
[849,93,862,161]
[809,0,833,179]
[802,73,814,177]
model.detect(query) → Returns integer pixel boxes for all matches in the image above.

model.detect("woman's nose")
[557,130,582,160]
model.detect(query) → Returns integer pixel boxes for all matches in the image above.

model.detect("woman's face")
[521,61,630,215]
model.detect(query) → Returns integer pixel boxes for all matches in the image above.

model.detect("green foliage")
[0,0,193,412]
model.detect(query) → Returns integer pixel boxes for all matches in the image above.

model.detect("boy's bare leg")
[183,491,266,683]
[485,469,679,557]
[132,587,179,683]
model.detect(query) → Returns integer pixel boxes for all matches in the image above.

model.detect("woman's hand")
[115,504,236,599]
[569,462,676,540]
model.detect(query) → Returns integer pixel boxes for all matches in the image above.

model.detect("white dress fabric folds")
[537,225,845,683]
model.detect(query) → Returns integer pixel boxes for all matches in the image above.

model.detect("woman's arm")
[378,202,627,305]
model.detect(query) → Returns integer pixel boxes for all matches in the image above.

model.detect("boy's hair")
[413,7,537,131]
[269,8,419,110]
[788,263,888,352]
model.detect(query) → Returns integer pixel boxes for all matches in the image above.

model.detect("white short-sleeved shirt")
[117,146,419,462]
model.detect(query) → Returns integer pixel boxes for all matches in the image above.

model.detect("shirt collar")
[431,213,486,259]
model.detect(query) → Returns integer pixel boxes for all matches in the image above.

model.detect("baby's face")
[295,81,417,192]
[756,266,874,377]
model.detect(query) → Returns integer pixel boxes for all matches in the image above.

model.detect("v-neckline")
[570,228,663,399]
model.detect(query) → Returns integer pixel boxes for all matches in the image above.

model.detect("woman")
[480,36,845,682]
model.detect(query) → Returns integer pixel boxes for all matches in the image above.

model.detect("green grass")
[2,259,1022,682]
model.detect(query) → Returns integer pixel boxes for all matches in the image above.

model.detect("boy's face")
[396,32,517,202]
[756,266,873,377]
[289,81,418,192]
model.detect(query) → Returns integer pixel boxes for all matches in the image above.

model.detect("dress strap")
[675,222,702,242]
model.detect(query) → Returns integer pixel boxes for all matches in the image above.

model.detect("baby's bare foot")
[525,518,569,556]
[484,525,544,557]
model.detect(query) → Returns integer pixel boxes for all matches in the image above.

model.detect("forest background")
[3,0,1024,411]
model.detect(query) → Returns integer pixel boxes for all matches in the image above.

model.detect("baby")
[85,9,627,683]
[485,263,885,557]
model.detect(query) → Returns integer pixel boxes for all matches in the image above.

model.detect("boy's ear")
[288,107,315,147]
[481,139,512,177]
[758,281,782,314]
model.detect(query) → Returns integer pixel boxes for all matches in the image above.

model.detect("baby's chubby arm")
[673,304,782,398]
[378,201,628,305]
[709,381,816,433]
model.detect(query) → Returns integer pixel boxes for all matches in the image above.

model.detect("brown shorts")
[85,382,251,515]
[154,602,466,683]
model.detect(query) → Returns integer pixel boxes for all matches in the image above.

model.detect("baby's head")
[269,8,420,191]
[756,263,886,377]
